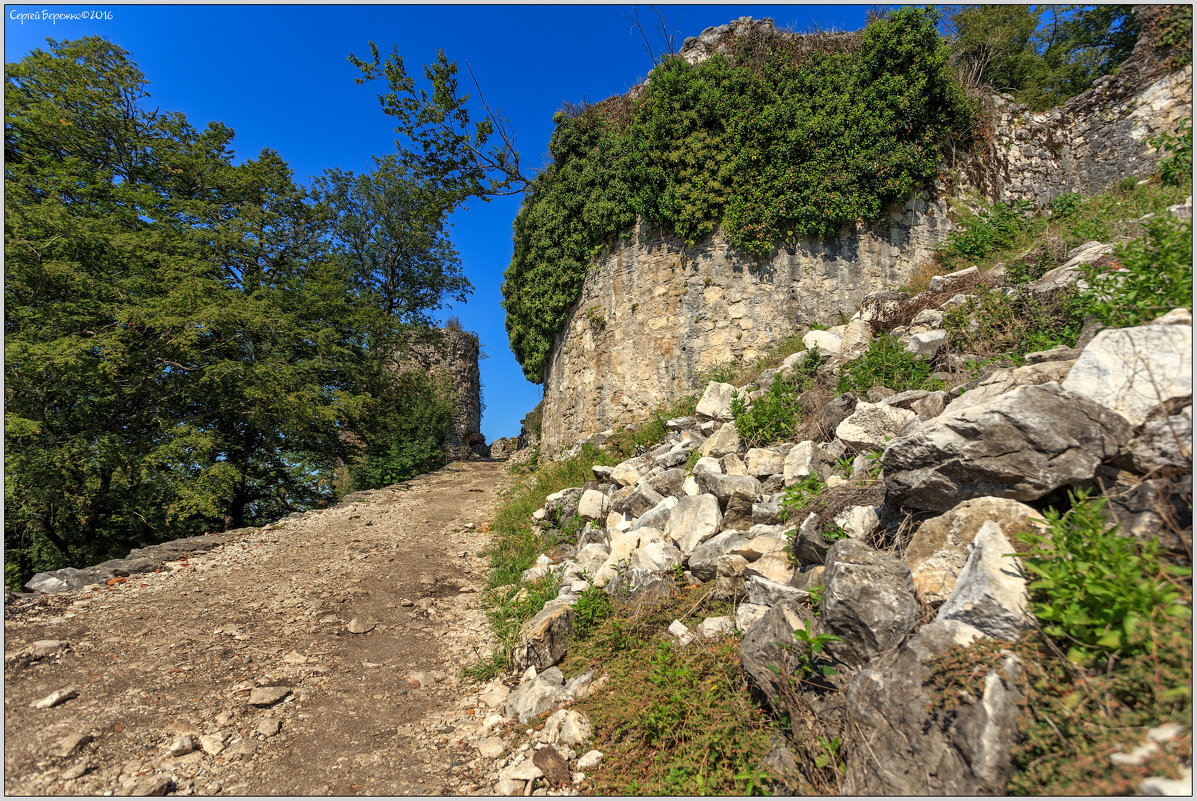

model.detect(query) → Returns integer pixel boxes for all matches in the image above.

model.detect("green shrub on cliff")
[502,8,976,382]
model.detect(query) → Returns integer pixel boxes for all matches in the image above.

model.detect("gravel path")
[4,460,512,796]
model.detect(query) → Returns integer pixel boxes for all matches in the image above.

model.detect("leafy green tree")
[944,5,1139,110]
[5,37,472,586]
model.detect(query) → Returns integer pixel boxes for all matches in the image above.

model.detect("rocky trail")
[4,460,513,797]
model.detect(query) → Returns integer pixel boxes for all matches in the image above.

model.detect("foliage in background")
[942,284,1086,363]
[836,333,946,395]
[731,354,821,447]
[938,197,1036,262]
[1151,116,1193,189]
[502,8,976,381]
[347,369,456,490]
[944,4,1140,110]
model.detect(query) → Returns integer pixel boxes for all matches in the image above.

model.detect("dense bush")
[503,8,976,381]
[1082,213,1193,327]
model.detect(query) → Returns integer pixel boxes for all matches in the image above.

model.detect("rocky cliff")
[536,14,1192,457]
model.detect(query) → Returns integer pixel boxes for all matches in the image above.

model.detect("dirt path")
[4,460,510,796]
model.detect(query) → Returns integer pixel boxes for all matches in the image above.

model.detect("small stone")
[1139,767,1192,796]
[247,686,291,707]
[478,736,506,759]
[31,639,69,658]
[199,734,225,755]
[1146,723,1185,743]
[51,732,93,758]
[347,616,376,634]
[225,738,256,757]
[255,718,281,737]
[60,762,90,780]
[281,651,308,664]
[118,775,171,796]
[1111,741,1159,767]
[167,735,195,756]
[494,778,525,796]
[576,749,604,771]
[32,687,78,709]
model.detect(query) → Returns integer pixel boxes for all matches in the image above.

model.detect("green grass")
[560,586,795,795]
[932,181,1190,280]
[464,442,615,680]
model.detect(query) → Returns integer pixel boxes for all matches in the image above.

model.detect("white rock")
[834,505,879,539]
[783,440,833,486]
[542,709,592,747]
[665,494,723,555]
[696,381,737,421]
[478,736,506,759]
[744,448,785,477]
[835,402,917,451]
[700,423,741,458]
[199,734,225,756]
[905,329,947,358]
[803,330,842,358]
[840,318,873,358]
[667,620,694,647]
[694,616,736,639]
[493,778,525,795]
[936,522,1032,641]
[928,265,977,291]
[1062,324,1193,427]
[577,489,609,521]
[576,749,604,771]
[735,602,770,632]
[31,687,77,709]
[745,575,809,607]
[692,456,723,475]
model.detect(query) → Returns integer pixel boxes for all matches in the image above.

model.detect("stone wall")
[536,11,1193,457]
[965,16,1192,206]
[400,328,484,456]
[539,193,954,455]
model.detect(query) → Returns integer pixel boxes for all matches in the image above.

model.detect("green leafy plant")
[942,284,1085,363]
[791,623,842,679]
[1078,214,1193,328]
[573,585,614,641]
[731,374,803,446]
[940,198,1035,262]
[808,583,825,616]
[836,333,946,395]
[778,473,826,521]
[1152,117,1193,187]
[821,525,848,542]
[1017,489,1192,663]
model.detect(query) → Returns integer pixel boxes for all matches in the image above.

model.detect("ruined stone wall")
[401,328,484,456]
[536,12,1193,457]
[539,193,954,455]
[966,64,1192,207]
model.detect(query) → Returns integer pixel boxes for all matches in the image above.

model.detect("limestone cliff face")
[535,15,1193,458]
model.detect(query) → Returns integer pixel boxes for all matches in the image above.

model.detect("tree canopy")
[4,37,470,587]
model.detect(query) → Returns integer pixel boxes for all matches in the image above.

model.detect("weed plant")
[1017,489,1192,663]
[562,586,785,795]
[836,333,945,395]
[1081,214,1193,328]
[779,473,827,522]
[731,374,803,447]
[942,284,1085,364]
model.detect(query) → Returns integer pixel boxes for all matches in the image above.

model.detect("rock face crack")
[3,460,507,797]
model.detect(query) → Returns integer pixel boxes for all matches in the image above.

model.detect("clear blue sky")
[4,3,873,443]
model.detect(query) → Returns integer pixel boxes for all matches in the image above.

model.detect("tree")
[4,37,474,587]
[349,43,529,202]
[943,5,1140,110]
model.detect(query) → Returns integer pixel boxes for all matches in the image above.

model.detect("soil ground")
[4,460,510,796]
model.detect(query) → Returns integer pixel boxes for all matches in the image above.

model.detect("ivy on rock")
[502,8,977,382]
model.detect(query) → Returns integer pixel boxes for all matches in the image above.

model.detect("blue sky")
[5,3,873,443]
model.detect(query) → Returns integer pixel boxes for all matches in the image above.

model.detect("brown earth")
[4,460,512,796]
